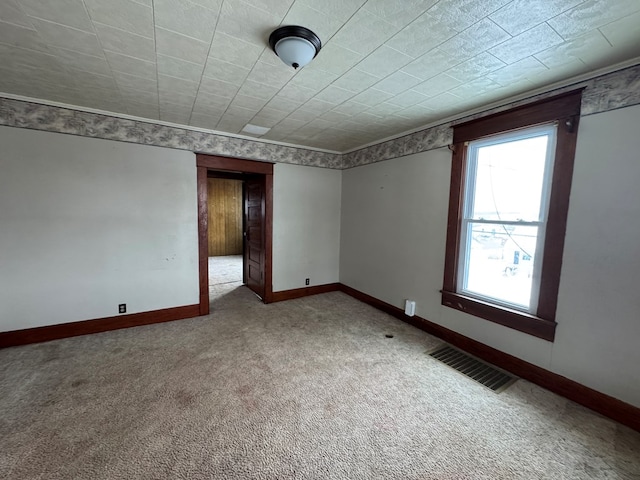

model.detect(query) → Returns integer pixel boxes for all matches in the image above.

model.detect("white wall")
[0,126,199,332]
[340,104,640,407]
[273,163,341,291]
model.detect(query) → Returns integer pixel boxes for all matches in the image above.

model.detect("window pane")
[461,222,539,309]
[470,133,550,222]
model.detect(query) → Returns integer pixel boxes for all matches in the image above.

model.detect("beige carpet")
[1,287,639,479]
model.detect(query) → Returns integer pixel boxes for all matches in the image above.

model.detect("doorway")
[196,154,274,316]
[207,175,244,302]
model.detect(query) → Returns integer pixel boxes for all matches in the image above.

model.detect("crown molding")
[341,56,640,155]
[0,92,342,155]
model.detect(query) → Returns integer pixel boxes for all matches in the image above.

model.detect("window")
[442,90,583,341]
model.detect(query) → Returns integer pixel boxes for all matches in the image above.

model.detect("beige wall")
[273,163,342,291]
[340,104,640,407]
[0,126,199,331]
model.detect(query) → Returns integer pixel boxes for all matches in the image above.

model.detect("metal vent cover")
[429,345,517,393]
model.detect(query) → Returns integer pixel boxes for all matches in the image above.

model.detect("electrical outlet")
[305,278,310,286]
[118,304,126,314]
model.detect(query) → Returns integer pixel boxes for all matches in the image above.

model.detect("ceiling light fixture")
[269,25,321,69]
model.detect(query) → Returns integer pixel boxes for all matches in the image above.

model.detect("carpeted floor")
[1,287,639,479]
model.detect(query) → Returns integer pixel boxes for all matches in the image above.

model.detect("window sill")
[441,290,556,341]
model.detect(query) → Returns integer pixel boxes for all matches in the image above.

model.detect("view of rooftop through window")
[459,126,556,311]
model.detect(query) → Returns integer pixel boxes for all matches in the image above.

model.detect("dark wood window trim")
[442,90,583,342]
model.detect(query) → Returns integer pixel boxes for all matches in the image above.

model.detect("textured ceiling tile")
[105,51,156,79]
[363,0,438,27]
[448,78,503,98]
[300,98,335,114]
[208,32,264,69]
[490,0,585,36]
[489,23,564,65]
[319,110,352,122]
[439,18,511,60]
[28,18,103,56]
[386,89,430,108]
[252,107,288,122]
[224,104,256,120]
[599,10,640,48]
[241,0,293,18]
[119,88,158,105]
[0,43,64,72]
[153,0,220,43]
[445,52,506,82]
[373,71,422,95]
[331,68,379,93]
[156,54,204,83]
[84,0,152,38]
[297,0,366,22]
[309,44,363,76]
[263,95,303,114]
[534,30,611,68]
[20,0,94,32]
[229,94,268,110]
[287,108,319,122]
[0,20,48,52]
[331,100,370,116]
[426,0,512,32]
[48,46,111,76]
[155,27,209,64]
[113,71,156,92]
[419,92,466,115]
[282,3,344,43]
[350,88,393,107]
[160,94,195,111]
[486,56,549,86]
[190,111,223,129]
[192,91,232,112]
[356,45,413,78]
[198,76,240,98]
[273,117,307,131]
[203,58,251,84]
[364,102,404,116]
[237,80,280,100]
[288,68,338,91]
[72,70,117,91]
[215,115,245,133]
[216,0,281,47]
[548,0,640,39]
[385,12,457,58]
[401,47,460,80]
[0,0,35,28]
[94,22,155,61]
[331,9,398,57]
[158,75,199,98]
[313,85,355,104]
[411,73,463,98]
[245,60,295,88]
[277,83,316,103]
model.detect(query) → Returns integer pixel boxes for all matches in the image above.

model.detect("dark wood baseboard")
[0,304,201,348]
[338,283,640,432]
[271,283,340,303]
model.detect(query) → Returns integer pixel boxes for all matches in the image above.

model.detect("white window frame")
[457,124,558,313]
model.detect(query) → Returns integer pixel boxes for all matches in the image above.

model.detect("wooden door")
[244,176,265,299]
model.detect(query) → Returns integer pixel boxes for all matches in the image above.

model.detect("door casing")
[196,154,274,315]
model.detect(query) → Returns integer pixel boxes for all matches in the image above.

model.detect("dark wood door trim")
[196,155,274,309]
[197,166,209,316]
[196,154,274,175]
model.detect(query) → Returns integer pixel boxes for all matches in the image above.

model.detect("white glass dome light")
[269,26,322,69]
